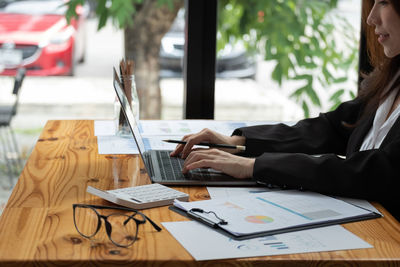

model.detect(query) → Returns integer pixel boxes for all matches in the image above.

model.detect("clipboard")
[169,191,382,240]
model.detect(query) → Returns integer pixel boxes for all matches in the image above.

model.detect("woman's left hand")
[182,149,255,179]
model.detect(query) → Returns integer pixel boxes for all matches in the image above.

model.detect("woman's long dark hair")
[359,0,400,116]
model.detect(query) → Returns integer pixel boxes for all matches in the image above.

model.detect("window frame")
[183,0,366,119]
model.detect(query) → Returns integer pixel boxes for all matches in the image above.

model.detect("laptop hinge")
[144,152,154,177]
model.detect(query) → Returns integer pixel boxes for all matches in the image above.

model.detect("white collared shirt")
[360,87,400,151]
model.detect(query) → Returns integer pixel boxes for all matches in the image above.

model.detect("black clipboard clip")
[187,208,228,228]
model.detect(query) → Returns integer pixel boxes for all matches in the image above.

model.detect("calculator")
[87,183,189,209]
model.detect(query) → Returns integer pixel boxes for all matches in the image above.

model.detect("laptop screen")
[112,68,259,185]
[113,67,147,156]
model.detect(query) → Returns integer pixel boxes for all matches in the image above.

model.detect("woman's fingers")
[183,149,218,170]
[183,155,219,174]
[169,133,194,157]
[181,129,214,158]
[183,149,229,173]
[184,159,216,173]
[170,128,241,158]
[182,149,255,179]
[170,143,183,157]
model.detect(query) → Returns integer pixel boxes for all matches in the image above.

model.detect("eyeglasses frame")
[73,203,162,248]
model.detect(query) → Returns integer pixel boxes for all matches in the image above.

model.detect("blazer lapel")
[379,115,400,147]
[346,114,374,155]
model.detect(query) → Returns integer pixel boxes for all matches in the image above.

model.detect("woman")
[171,0,400,220]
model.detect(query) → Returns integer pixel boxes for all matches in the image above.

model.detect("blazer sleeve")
[232,98,400,203]
[232,98,363,157]
[252,144,400,202]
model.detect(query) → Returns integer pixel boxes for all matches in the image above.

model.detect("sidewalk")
[12,76,303,126]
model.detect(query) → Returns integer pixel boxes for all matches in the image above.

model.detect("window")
[184,0,362,121]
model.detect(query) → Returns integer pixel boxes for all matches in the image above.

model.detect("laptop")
[113,67,257,186]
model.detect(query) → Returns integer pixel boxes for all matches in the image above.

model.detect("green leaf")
[330,101,341,111]
[322,67,333,83]
[96,0,107,16]
[333,77,347,84]
[98,9,109,30]
[329,89,345,101]
[305,85,321,106]
[290,86,306,100]
[292,74,312,82]
[302,101,310,118]
[280,57,291,79]
[64,0,83,23]
[157,0,175,10]
[272,63,283,85]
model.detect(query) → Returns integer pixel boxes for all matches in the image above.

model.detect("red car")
[0,0,86,76]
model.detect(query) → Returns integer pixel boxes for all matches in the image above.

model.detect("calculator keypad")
[110,183,188,204]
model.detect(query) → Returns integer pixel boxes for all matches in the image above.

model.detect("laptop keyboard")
[155,150,185,179]
[155,150,211,180]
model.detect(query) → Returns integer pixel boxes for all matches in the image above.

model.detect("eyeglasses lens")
[74,206,99,238]
[108,214,138,247]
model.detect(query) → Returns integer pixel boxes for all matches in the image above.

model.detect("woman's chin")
[383,48,400,58]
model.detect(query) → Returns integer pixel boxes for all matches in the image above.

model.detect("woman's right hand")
[169,128,245,159]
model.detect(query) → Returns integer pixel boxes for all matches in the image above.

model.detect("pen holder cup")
[114,75,139,136]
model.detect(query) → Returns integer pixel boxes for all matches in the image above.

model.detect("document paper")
[95,120,139,154]
[162,221,372,261]
[94,120,279,153]
[97,135,138,154]
[206,186,381,215]
[174,190,375,237]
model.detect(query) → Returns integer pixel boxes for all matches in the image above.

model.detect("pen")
[163,139,246,151]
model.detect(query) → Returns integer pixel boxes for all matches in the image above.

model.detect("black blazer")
[233,98,400,221]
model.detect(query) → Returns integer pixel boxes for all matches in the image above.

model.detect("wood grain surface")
[0,120,399,266]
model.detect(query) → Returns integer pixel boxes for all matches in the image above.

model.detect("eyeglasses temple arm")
[144,215,162,232]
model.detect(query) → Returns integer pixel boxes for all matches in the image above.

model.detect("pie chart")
[245,215,274,224]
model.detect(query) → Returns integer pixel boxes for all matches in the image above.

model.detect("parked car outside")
[159,9,256,79]
[0,0,87,76]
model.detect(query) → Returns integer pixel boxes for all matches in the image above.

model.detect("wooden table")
[1,120,400,266]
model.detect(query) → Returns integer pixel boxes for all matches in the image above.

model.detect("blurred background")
[0,0,361,211]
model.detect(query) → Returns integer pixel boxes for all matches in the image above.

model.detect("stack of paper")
[94,119,272,154]
[172,190,379,239]
[164,189,377,261]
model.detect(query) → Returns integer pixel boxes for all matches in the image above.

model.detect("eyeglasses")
[73,204,162,248]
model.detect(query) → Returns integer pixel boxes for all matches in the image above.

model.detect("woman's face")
[367,0,400,58]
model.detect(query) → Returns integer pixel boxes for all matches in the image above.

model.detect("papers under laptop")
[113,67,256,186]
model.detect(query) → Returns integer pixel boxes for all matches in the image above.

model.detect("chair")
[0,68,26,187]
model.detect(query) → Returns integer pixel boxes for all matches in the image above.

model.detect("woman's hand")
[170,128,245,159]
[182,149,255,179]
